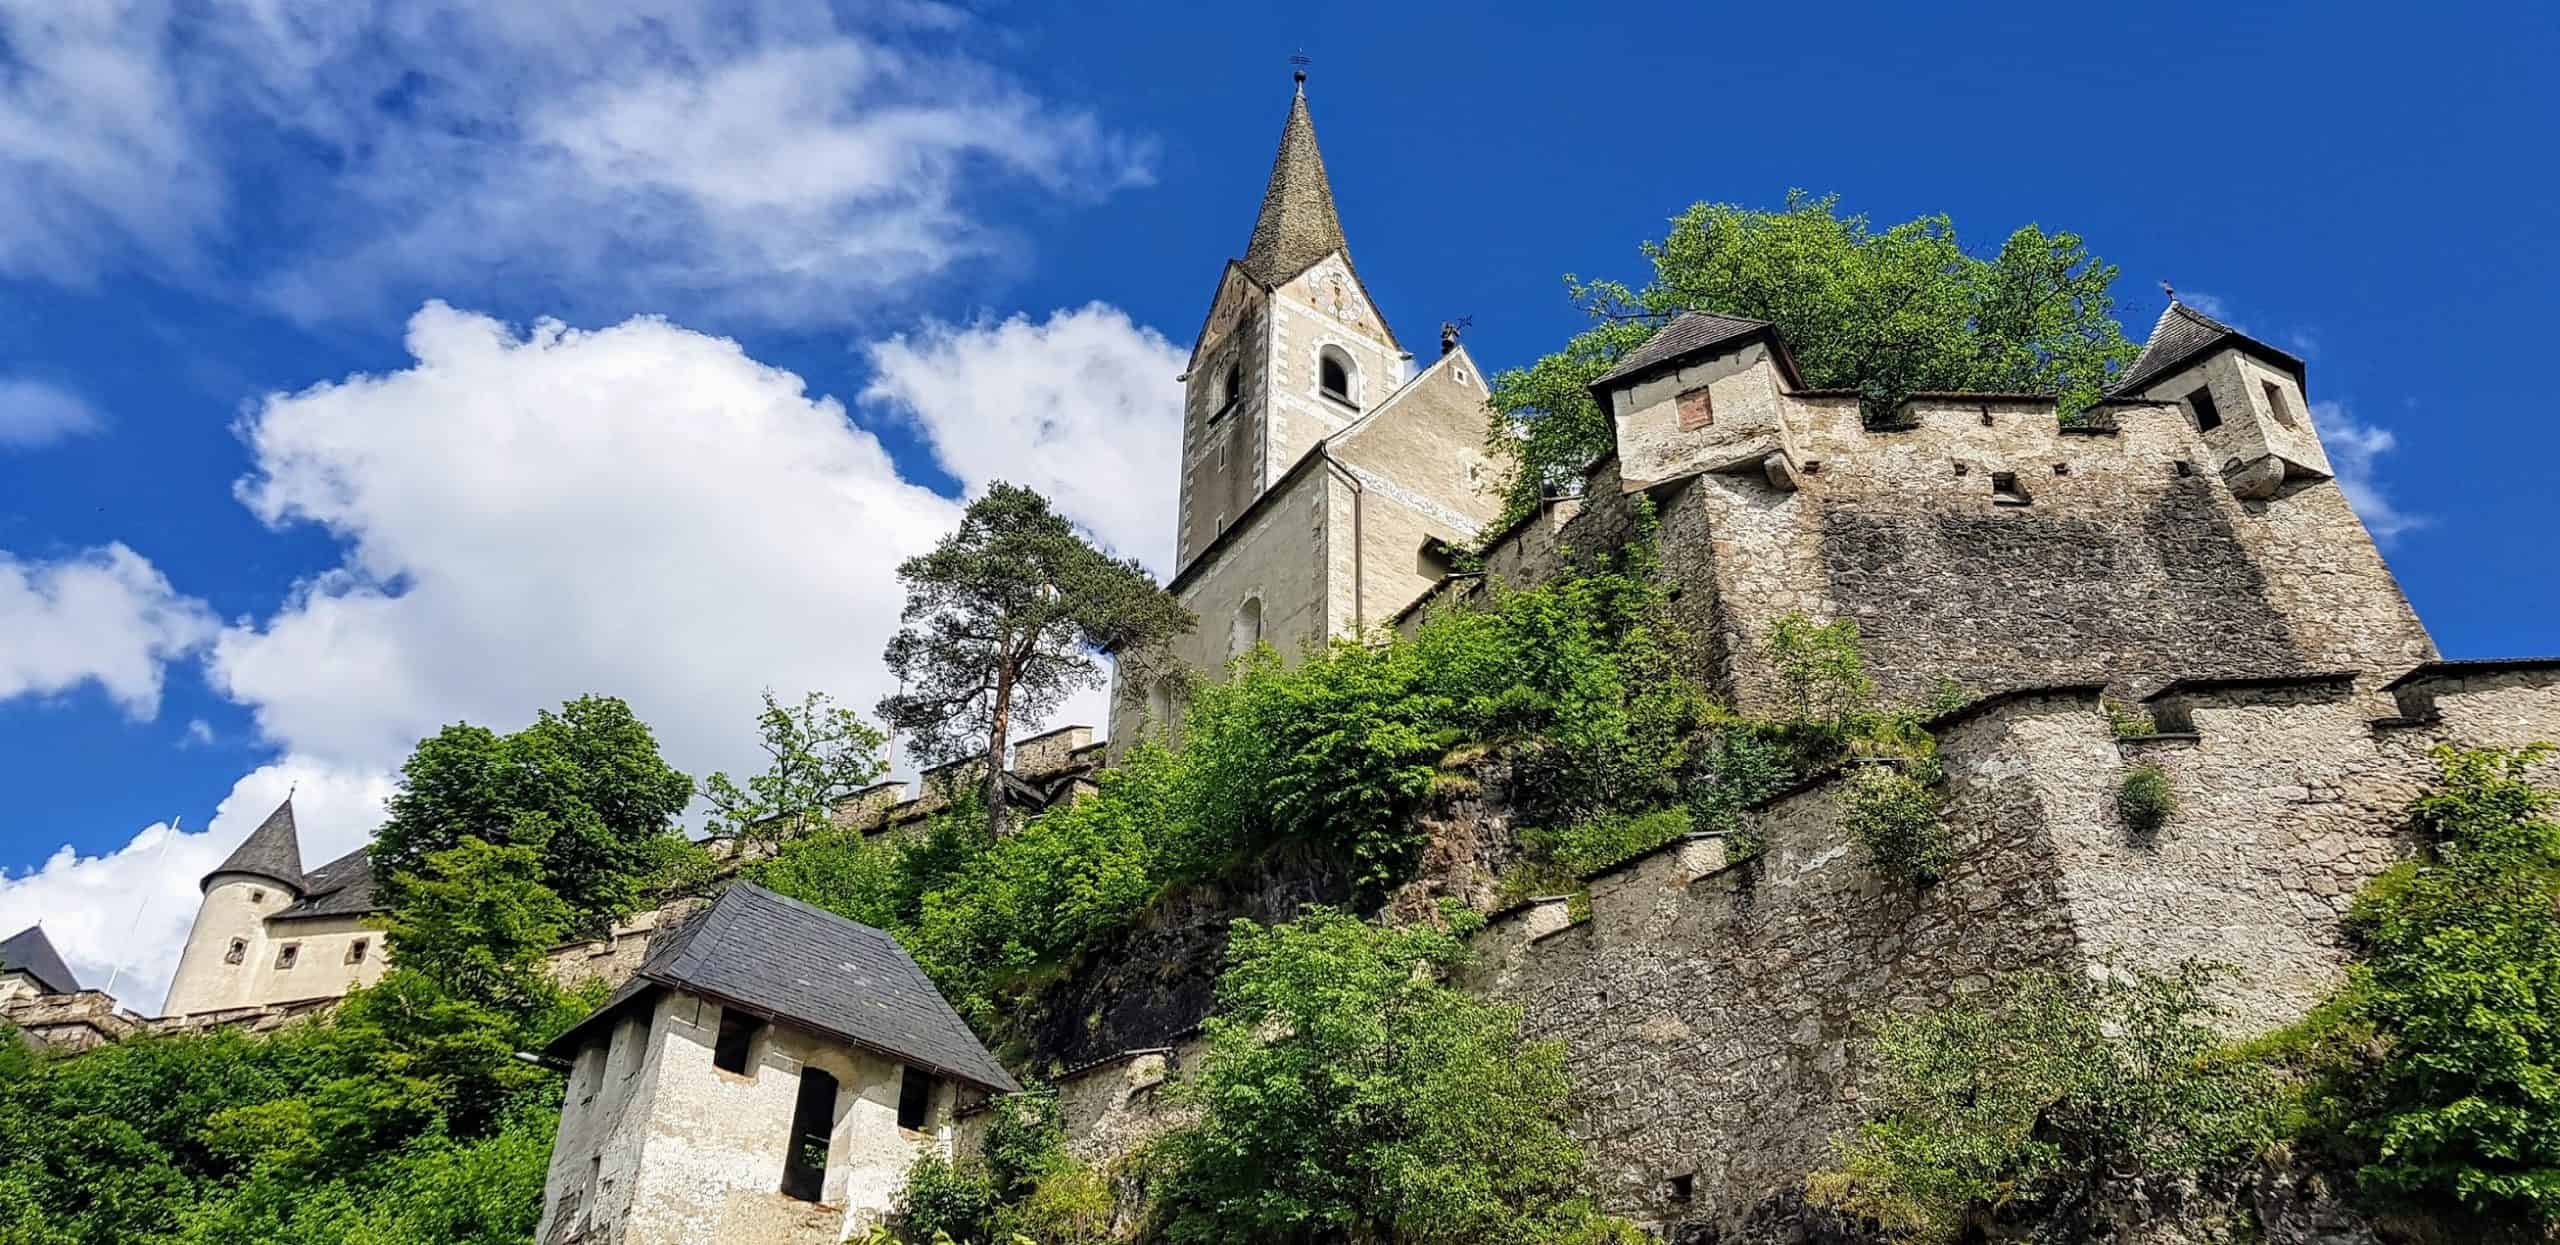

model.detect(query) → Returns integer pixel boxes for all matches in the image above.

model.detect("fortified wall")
[1407,311,2434,715]
[1009,662,2560,1236]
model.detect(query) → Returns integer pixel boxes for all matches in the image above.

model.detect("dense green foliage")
[1812,967,2284,1242]
[701,689,889,853]
[1486,193,2138,520]
[1145,909,1640,1245]
[0,834,593,1243]
[2282,746,2560,1222]
[374,693,698,930]
[878,481,1193,836]
[760,551,1703,1024]
[2116,763,2177,841]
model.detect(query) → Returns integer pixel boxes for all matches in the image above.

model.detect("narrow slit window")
[625,1010,652,1076]
[2261,380,2298,429]
[712,1009,762,1076]
[2185,385,2223,432]
[897,1065,934,1131]
[346,939,368,964]
[779,1068,839,1202]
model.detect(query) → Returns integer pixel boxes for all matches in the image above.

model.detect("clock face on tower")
[1324,273,1363,330]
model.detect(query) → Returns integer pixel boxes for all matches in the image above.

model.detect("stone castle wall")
[1444,377,2433,717]
[1461,665,2560,1234]
[1010,664,2560,1235]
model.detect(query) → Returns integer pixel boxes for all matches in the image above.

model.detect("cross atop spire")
[1240,72,1348,287]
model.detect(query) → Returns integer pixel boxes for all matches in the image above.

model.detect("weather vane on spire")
[2160,279,2177,304]
[1291,50,1311,91]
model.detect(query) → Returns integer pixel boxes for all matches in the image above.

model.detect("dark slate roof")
[2111,301,2306,397]
[276,848,381,919]
[204,797,305,894]
[1588,311,1782,393]
[0,925,80,995]
[1239,85,1349,288]
[546,883,1018,1093]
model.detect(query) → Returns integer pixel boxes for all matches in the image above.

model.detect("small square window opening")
[713,1009,762,1076]
[275,942,300,969]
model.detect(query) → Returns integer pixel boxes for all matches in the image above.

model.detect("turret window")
[2185,385,2223,432]
[2261,380,2298,429]
[224,938,247,965]
[1318,347,1355,407]
[346,939,369,964]
[275,942,300,969]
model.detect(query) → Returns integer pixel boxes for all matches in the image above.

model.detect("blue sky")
[3,0,2553,1006]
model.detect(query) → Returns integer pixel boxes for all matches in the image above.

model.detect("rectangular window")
[346,939,368,964]
[1991,471,2031,506]
[2261,379,2297,428]
[2186,385,2223,432]
[780,1068,839,1202]
[712,1009,762,1076]
[897,1065,934,1131]
[1676,385,1715,431]
[275,943,300,969]
[624,1010,652,1077]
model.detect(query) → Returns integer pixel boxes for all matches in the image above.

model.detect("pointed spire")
[202,796,305,895]
[1240,73,1349,287]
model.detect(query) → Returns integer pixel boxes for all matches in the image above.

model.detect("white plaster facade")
[539,988,960,1245]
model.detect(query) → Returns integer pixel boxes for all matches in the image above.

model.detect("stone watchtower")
[1111,71,1506,744]
[536,883,1018,1243]
[161,796,388,1019]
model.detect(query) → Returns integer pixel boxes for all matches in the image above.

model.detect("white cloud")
[0,543,215,717]
[861,304,1186,573]
[2314,401,2426,545]
[0,756,393,1014]
[0,1,1151,323]
[0,379,103,448]
[209,300,968,774]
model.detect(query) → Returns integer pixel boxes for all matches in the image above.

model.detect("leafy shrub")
[999,1161,1117,1244]
[2116,763,2176,840]
[1148,910,1632,1244]
[1501,807,1695,905]
[896,1151,999,1243]
[2284,746,2560,1223]
[1813,967,2285,1242]
[1842,764,1952,885]
[2101,695,2157,738]
[1769,613,1874,739]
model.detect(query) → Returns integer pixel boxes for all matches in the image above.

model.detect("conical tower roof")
[1240,79,1350,287]
[0,925,79,995]
[202,797,305,894]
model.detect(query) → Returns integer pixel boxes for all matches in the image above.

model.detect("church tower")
[1174,69,1409,569]
[1113,69,1505,749]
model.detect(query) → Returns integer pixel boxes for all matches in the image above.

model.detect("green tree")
[2304,745,2560,1221]
[700,690,888,853]
[374,694,695,930]
[878,482,1192,837]
[1488,193,2138,519]
[1814,967,2283,1242]
[1151,909,1628,1244]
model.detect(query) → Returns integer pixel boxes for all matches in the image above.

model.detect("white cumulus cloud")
[2314,400,2427,545]
[862,304,1186,574]
[0,543,215,717]
[0,378,104,448]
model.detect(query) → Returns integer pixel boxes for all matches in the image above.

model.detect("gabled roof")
[204,797,305,894]
[2111,301,2306,397]
[276,848,381,920]
[546,883,1018,1094]
[1240,84,1349,288]
[1587,310,1804,397]
[0,925,79,995]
